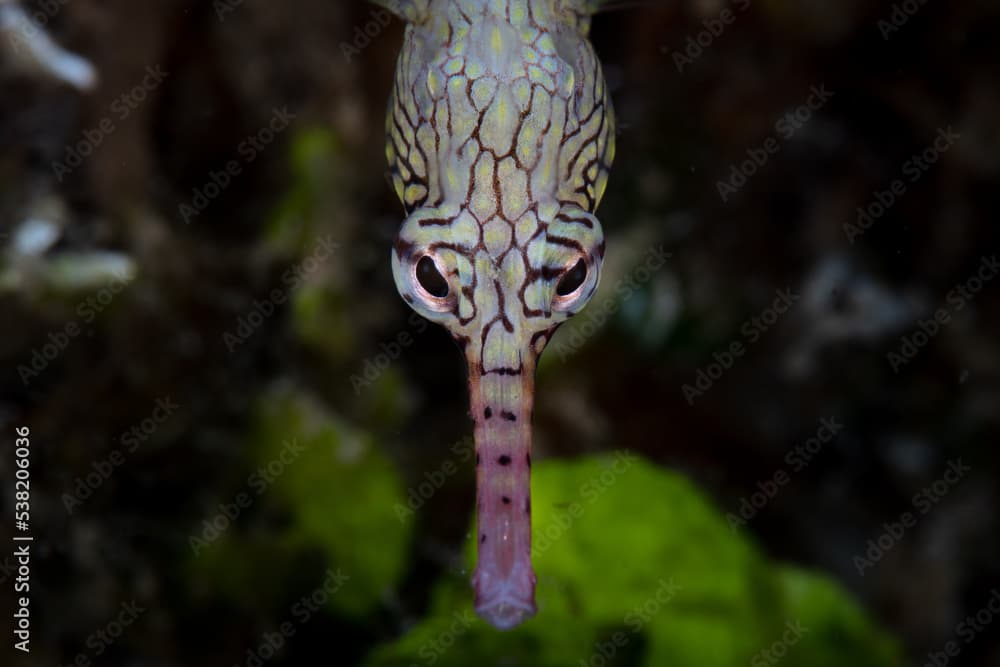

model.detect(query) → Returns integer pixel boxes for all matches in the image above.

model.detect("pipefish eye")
[556,258,587,296]
[415,255,450,299]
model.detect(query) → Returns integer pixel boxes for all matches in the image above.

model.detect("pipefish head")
[385,0,613,362]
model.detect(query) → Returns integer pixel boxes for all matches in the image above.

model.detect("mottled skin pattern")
[374,0,614,629]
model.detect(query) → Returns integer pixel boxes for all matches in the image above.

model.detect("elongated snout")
[467,344,538,629]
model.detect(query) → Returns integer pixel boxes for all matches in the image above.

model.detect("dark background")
[1,0,998,665]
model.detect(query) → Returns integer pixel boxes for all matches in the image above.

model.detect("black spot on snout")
[502,496,511,504]
[500,411,517,422]
[498,455,511,466]
[484,406,492,419]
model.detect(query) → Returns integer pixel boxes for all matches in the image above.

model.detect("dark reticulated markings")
[493,279,514,332]
[483,364,523,376]
[545,234,585,253]
[417,216,454,227]
[555,210,594,228]
[394,236,416,260]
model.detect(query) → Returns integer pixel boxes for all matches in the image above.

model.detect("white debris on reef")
[0,0,97,91]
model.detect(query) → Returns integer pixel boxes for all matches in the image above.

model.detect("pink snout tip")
[475,593,537,630]
[473,566,537,630]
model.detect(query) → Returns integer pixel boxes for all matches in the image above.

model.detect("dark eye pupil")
[416,256,449,298]
[556,259,587,296]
